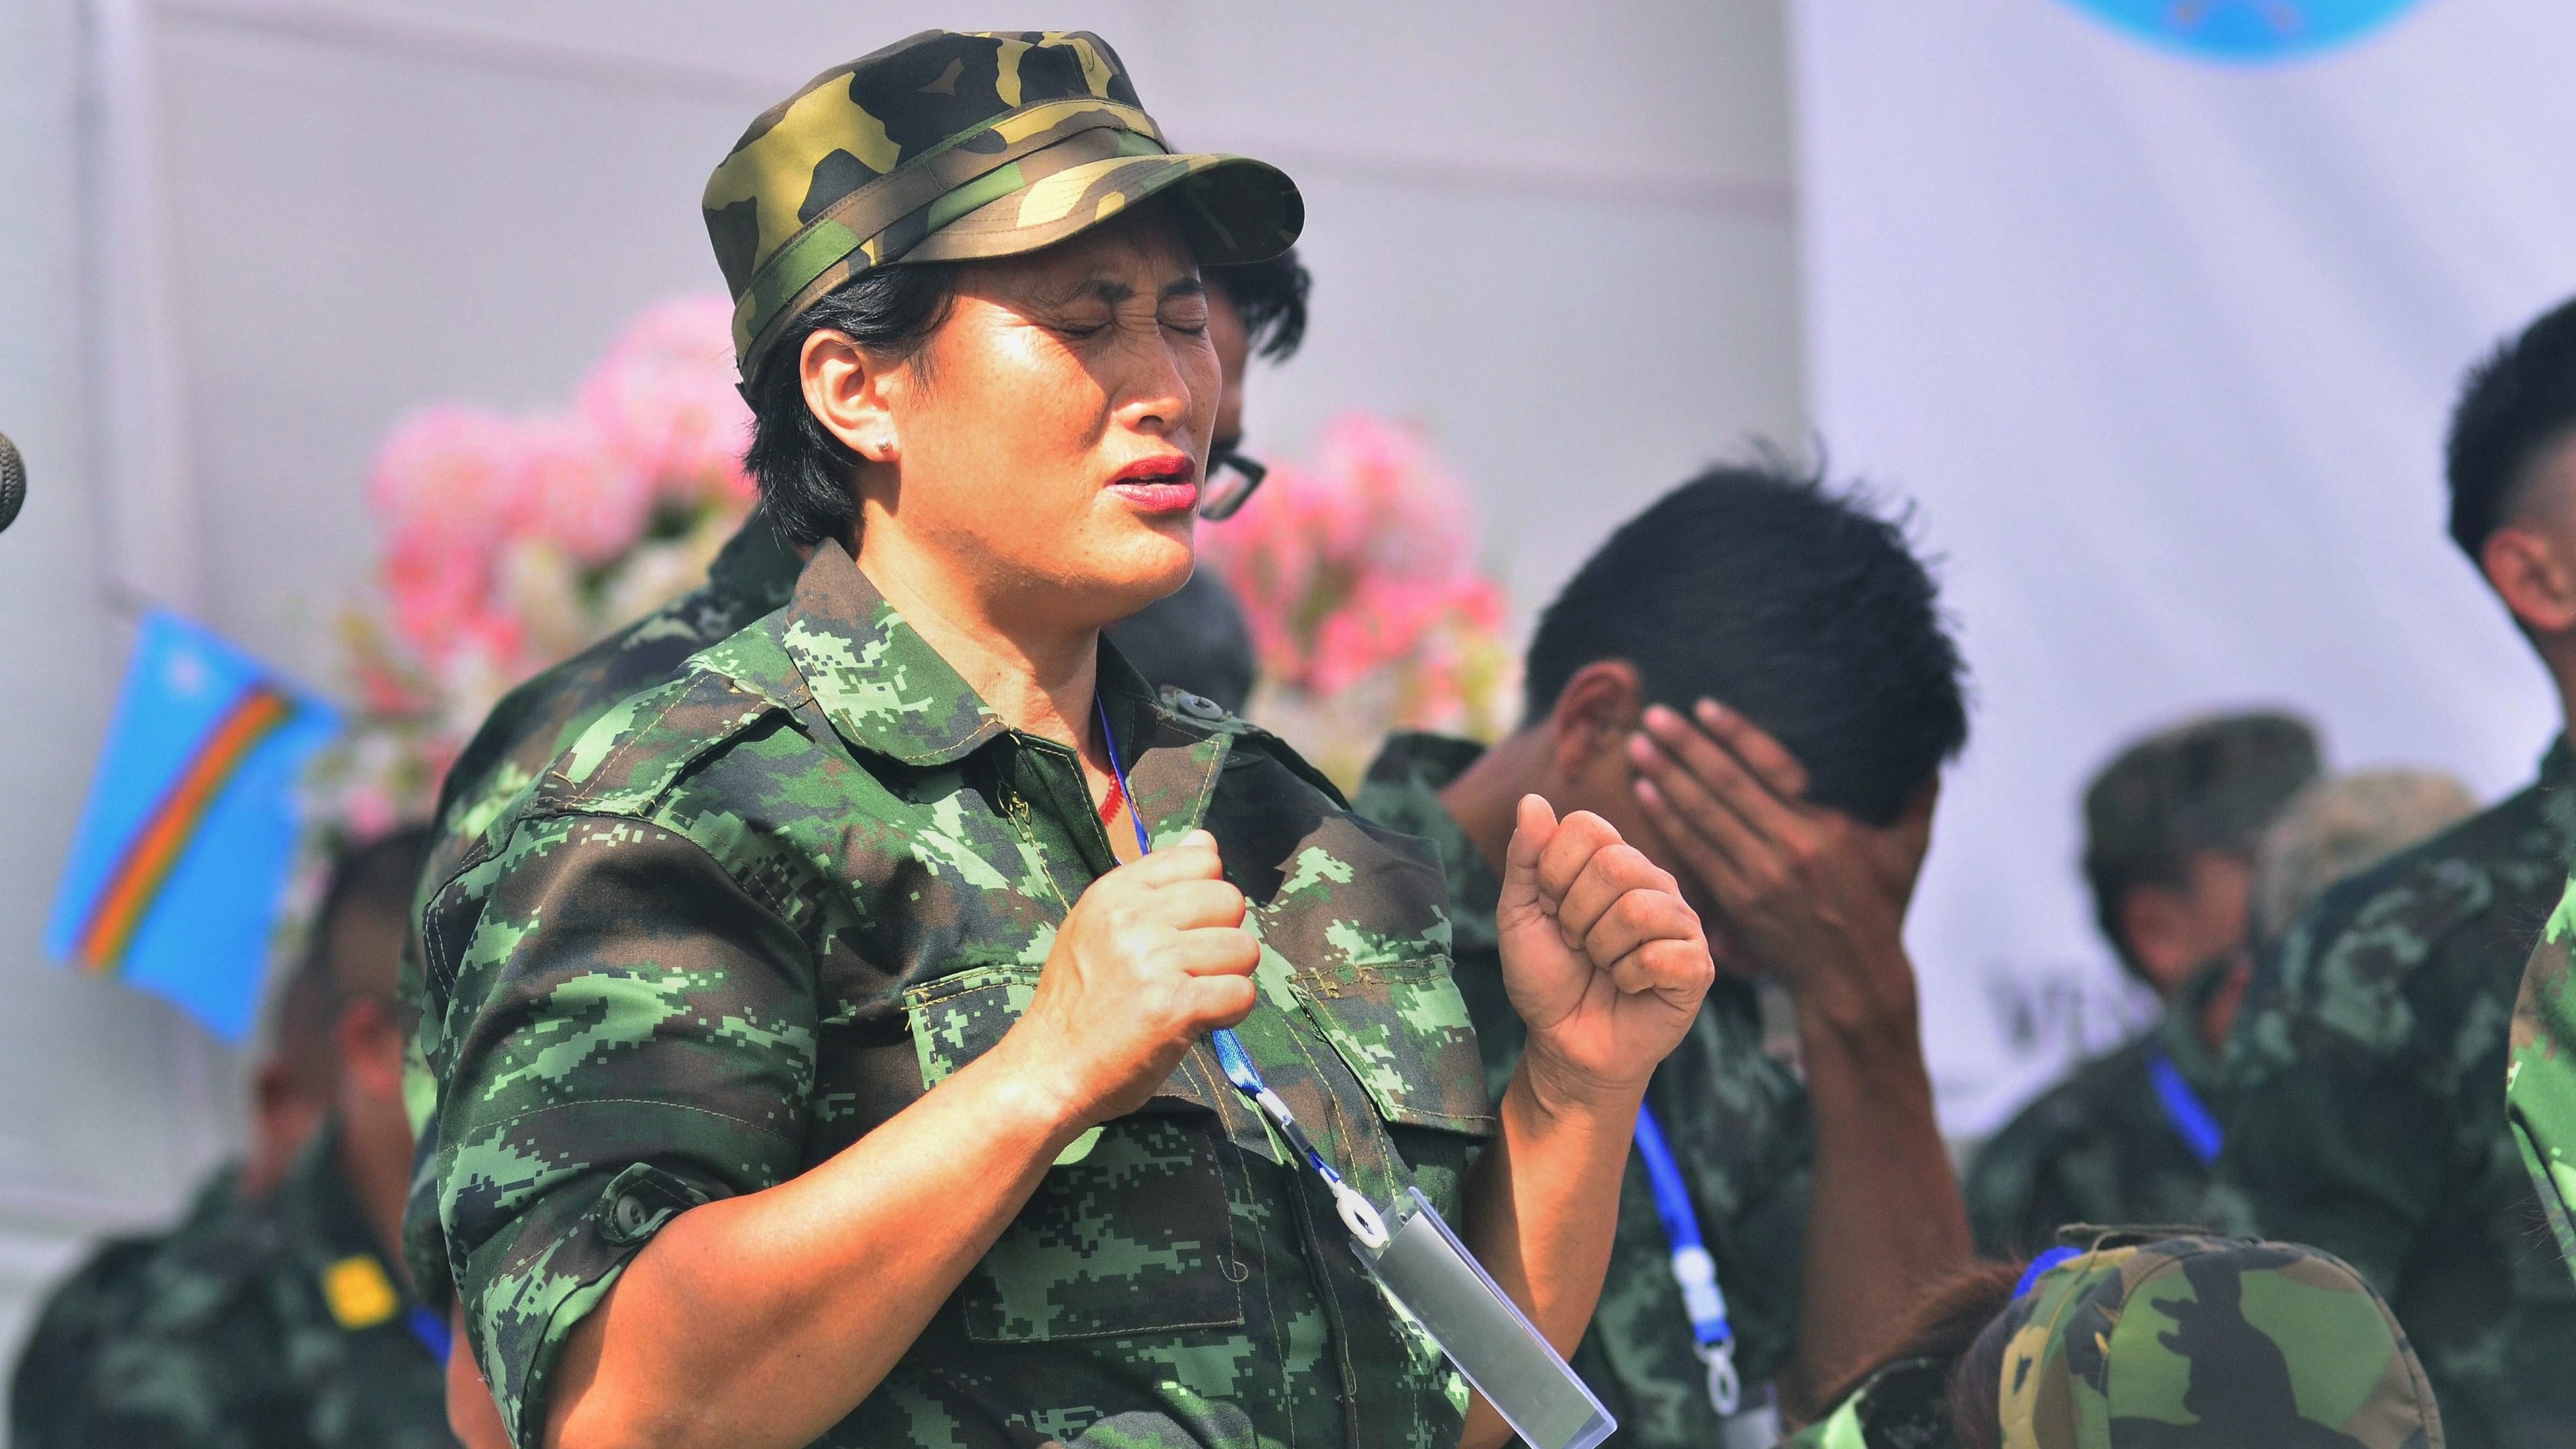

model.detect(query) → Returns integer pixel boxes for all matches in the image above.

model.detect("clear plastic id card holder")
[1356,1187,1617,1449]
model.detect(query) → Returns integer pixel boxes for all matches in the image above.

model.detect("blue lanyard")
[1633,1102,1740,1415]
[404,1303,451,1365]
[1095,698,1389,1248]
[2144,1049,2222,1168]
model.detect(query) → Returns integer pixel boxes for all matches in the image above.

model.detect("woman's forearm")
[1455,1061,1641,1449]
[538,1047,1087,1449]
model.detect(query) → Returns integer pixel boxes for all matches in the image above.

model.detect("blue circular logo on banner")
[2060,0,2427,61]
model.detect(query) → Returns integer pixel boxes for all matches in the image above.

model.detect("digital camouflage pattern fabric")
[1965,964,2232,1257]
[1354,731,1812,1449]
[17,1123,452,1449]
[1783,1232,2443,1449]
[704,29,1299,379]
[2508,880,2576,1282]
[419,542,1494,1448]
[2210,741,2576,1449]
[1993,1232,2441,1449]
[397,509,800,1314]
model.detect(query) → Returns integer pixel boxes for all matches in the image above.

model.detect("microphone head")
[0,432,21,534]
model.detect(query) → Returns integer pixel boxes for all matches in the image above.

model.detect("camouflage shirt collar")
[1354,731,1502,957]
[2155,956,2234,1091]
[704,506,804,616]
[279,1115,426,1327]
[2539,733,2576,856]
[778,539,1162,769]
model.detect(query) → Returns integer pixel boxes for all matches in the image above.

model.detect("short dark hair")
[2079,711,2321,964]
[2447,294,2576,561]
[741,262,959,550]
[309,824,436,1004]
[1523,457,1968,826]
[1206,247,1310,362]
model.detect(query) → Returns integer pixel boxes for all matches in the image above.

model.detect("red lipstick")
[1108,453,1200,515]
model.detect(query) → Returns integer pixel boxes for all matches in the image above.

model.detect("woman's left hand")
[1495,793,1714,1114]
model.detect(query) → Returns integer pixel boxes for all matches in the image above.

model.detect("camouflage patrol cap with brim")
[703,29,1303,386]
[1994,1230,2442,1449]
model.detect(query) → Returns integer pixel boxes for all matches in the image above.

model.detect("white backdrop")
[1793,0,2576,1131]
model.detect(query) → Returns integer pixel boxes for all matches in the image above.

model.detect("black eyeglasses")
[1199,447,1268,521]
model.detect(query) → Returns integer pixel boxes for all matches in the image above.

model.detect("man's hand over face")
[1627,699,1934,1037]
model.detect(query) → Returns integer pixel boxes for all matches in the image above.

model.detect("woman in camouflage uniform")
[415,29,1716,1449]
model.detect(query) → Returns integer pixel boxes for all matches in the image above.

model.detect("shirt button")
[1175,692,1224,720]
[613,1194,653,1237]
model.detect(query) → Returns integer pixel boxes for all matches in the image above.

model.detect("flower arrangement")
[312,295,754,841]
[1199,413,1520,790]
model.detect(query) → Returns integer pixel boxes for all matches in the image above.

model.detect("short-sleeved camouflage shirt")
[1352,731,1812,1449]
[1964,968,2229,1258]
[2210,739,2576,1449]
[398,511,801,1310]
[29,1124,453,1449]
[419,542,1496,1448]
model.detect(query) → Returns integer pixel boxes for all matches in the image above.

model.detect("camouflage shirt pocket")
[1291,951,1497,1216]
[900,964,1249,1344]
[1290,952,1496,1137]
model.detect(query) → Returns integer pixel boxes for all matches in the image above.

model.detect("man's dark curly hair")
[1523,454,1969,826]
[2448,294,2576,562]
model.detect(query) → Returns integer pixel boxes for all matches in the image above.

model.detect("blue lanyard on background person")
[2144,1049,2223,1168]
[1095,699,1390,1249]
[404,1303,451,1365]
[1632,1101,1741,1416]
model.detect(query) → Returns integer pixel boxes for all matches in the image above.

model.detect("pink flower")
[509,415,652,566]
[578,295,754,506]
[367,406,527,560]
[1201,412,1502,697]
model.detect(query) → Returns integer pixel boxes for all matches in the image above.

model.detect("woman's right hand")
[995,829,1261,1129]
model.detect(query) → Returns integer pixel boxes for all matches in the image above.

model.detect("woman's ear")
[1545,659,1645,780]
[799,327,905,466]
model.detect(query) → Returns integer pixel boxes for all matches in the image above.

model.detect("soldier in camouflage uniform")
[414,31,1714,1449]
[2214,296,2576,1449]
[16,830,455,1448]
[396,236,1311,1324]
[2499,315,2576,1317]
[1358,461,1973,1442]
[1786,1231,2444,1449]
[1966,714,2321,1257]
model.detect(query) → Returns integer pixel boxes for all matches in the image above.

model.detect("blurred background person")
[9,945,340,1448]
[1358,459,1972,1437]
[2213,295,2576,1449]
[2250,767,2479,946]
[1964,712,2320,1256]
[1782,1232,2442,1449]
[1104,247,1309,713]
[18,827,455,1448]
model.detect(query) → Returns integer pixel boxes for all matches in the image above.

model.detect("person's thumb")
[1497,793,1561,920]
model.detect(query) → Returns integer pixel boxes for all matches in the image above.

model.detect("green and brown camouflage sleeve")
[2508,879,2576,1282]
[427,812,817,1447]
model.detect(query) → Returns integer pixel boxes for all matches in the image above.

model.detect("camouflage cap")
[1996,1232,2442,1449]
[703,29,1303,383]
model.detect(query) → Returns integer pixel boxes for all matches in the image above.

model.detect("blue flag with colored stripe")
[46,612,340,1042]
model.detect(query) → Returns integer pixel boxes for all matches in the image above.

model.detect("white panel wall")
[1793,1,2575,1131]
[0,0,1805,1380]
